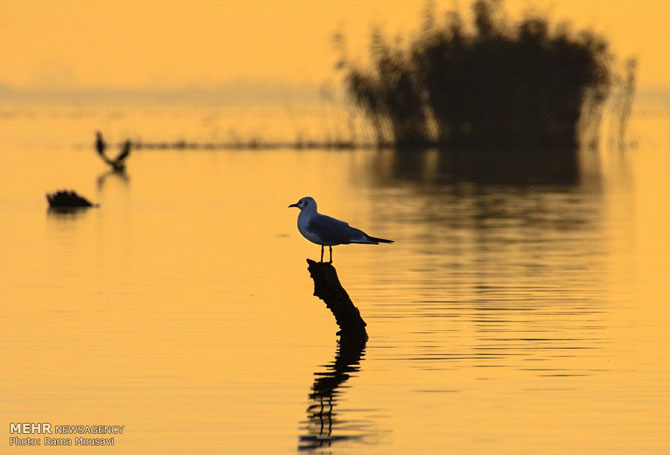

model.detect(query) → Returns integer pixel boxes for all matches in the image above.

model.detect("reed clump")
[339,0,617,150]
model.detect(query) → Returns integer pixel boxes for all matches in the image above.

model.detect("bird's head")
[289,196,317,212]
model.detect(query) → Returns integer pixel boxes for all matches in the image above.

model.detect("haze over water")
[1,103,669,453]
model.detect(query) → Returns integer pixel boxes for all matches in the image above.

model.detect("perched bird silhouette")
[289,196,393,263]
[96,132,131,172]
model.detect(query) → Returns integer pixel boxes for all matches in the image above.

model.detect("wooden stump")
[306,259,368,338]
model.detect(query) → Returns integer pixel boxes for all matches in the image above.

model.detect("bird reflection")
[96,168,129,192]
[298,334,367,452]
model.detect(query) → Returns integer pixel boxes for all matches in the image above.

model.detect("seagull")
[95,132,131,172]
[289,196,393,263]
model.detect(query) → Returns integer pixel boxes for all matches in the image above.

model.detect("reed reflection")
[370,148,582,186]
[364,148,610,377]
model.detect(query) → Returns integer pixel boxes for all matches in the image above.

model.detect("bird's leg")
[329,246,333,263]
[320,245,324,263]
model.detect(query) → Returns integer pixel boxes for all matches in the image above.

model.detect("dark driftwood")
[306,259,367,338]
[46,190,98,209]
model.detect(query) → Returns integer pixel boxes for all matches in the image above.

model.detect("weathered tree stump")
[299,260,369,450]
[306,259,367,338]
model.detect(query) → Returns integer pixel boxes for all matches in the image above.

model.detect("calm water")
[1,105,669,454]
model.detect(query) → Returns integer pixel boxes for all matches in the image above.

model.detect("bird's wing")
[96,138,106,154]
[308,214,367,244]
[115,142,131,162]
[97,149,114,165]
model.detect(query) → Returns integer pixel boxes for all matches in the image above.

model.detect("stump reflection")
[298,260,371,451]
[298,335,368,451]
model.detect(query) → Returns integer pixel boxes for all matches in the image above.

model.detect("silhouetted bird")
[96,132,131,172]
[95,130,106,155]
[289,196,393,263]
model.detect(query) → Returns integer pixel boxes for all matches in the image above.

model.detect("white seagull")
[289,196,393,263]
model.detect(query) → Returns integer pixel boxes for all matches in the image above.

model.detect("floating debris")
[46,190,98,209]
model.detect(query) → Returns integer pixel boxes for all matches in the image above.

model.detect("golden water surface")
[1,106,669,454]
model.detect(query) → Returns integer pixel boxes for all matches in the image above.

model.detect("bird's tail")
[366,235,394,244]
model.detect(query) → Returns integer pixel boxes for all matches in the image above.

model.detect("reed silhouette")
[339,0,624,150]
[133,139,358,151]
[609,58,637,150]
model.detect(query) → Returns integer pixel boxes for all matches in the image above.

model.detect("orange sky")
[0,0,668,91]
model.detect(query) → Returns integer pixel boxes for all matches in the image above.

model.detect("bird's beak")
[288,203,298,208]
